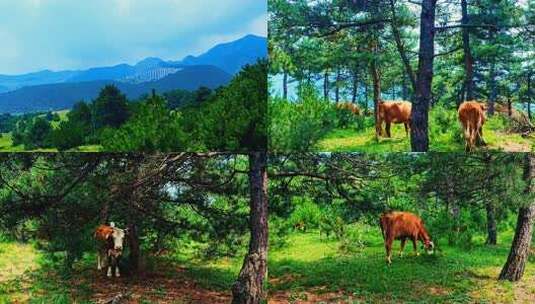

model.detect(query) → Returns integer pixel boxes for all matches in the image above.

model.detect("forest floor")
[0,242,239,303]
[268,229,535,303]
[316,117,533,152]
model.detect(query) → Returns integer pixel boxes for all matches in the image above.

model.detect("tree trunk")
[508,97,512,117]
[461,0,475,101]
[232,152,269,304]
[528,74,532,120]
[282,70,288,100]
[488,59,497,116]
[370,58,382,138]
[410,0,436,152]
[352,68,359,104]
[324,71,329,101]
[485,201,497,245]
[402,73,408,100]
[499,153,535,281]
[365,76,369,114]
[335,69,341,103]
[127,223,141,273]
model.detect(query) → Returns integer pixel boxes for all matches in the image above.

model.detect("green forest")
[0,62,267,153]
[2,153,535,303]
[269,0,535,152]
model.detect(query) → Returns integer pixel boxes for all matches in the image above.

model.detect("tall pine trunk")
[488,59,497,116]
[461,0,475,101]
[370,59,382,138]
[232,152,269,304]
[499,153,535,281]
[528,74,532,120]
[335,69,341,103]
[352,68,359,104]
[324,71,329,101]
[410,0,437,152]
[485,201,497,245]
[127,222,141,273]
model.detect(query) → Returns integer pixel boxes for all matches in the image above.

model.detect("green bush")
[269,83,336,151]
[430,105,463,144]
[288,197,322,232]
[338,223,370,255]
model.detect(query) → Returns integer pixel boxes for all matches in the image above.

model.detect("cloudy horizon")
[0,0,267,75]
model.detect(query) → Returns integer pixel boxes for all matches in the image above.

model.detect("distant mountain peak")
[179,34,267,74]
[135,57,165,68]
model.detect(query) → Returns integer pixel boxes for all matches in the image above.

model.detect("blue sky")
[0,0,267,75]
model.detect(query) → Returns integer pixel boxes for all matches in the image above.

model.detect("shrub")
[430,105,463,144]
[288,197,322,232]
[269,83,336,151]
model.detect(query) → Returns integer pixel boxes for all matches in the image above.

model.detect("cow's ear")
[124,228,129,235]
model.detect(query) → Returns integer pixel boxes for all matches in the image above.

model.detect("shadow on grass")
[269,243,513,303]
[1,251,238,303]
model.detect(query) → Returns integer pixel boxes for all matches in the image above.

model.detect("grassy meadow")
[0,239,241,303]
[268,227,535,303]
[316,115,533,153]
[0,110,103,152]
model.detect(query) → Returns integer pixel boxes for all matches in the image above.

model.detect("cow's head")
[423,239,434,254]
[111,227,126,251]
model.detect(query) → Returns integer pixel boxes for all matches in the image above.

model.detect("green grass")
[316,114,533,152]
[0,133,25,151]
[0,240,240,303]
[268,227,535,303]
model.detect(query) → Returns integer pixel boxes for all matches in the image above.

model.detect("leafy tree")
[26,117,53,149]
[101,94,188,151]
[92,85,129,129]
[187,61,268,151]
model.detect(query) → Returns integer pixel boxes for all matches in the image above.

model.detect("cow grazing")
[336,102,361,116]
[458,101,486,152]
[379,211,434,264]
[377,101,412,137]
[94,222,127,277]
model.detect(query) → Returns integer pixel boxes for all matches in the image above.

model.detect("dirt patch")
[269,287,355,304]
[86,267,231,304]
[492,132,532,152]
[512,276,535,304]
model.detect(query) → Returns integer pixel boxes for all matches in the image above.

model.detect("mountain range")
[0,34,267,113]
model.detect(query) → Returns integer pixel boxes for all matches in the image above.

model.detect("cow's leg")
[385,236,393,264]
[412,237,419,256]
[386,122,392,138]
[107,255,112,277]
[97,253,101,270]
[399,238,407,257]
[404,123,409,137]
[115,266,121,277]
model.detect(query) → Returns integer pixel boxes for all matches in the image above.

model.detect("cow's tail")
[379,214,387,241]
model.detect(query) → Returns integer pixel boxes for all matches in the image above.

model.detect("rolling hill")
[0,65,232,113]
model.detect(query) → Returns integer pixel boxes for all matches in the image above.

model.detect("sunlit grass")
[268,227,534,303]
[316,113,533,152]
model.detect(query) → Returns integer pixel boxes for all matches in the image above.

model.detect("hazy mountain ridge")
[0,35,267,92]
[0,65,232,113]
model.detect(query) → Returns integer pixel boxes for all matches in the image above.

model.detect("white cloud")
[0,0,266,74]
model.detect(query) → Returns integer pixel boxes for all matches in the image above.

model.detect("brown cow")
[336,102,361,116]
[94,222,127,277]
[378,101,412,137]
[458,101,486,152]
[379,211,434,264]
